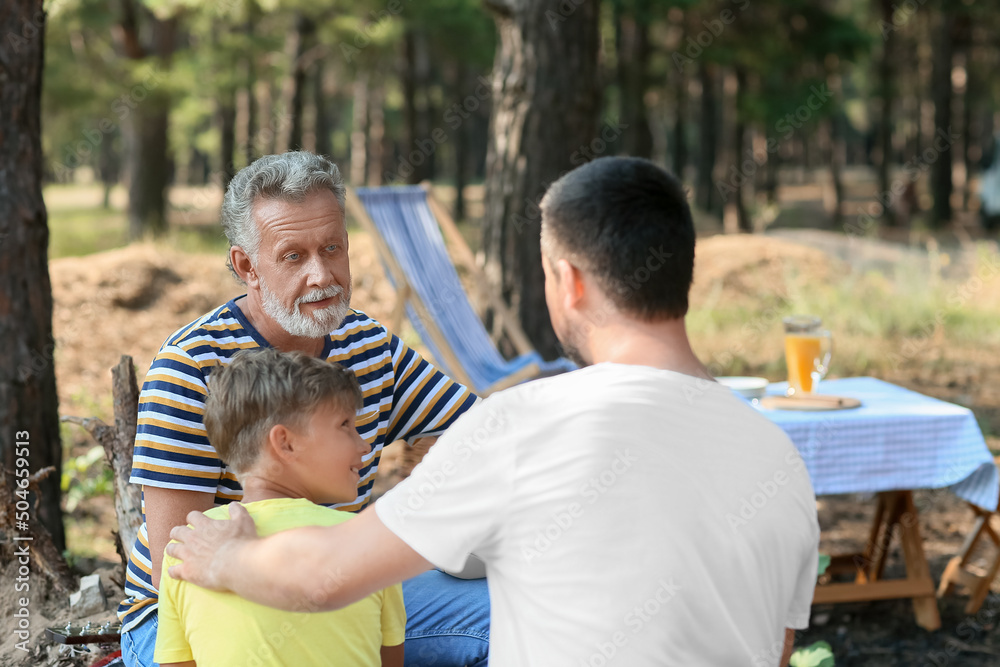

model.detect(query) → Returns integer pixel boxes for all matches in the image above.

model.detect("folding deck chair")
[348,185,575,396]
[937,487,1000,614]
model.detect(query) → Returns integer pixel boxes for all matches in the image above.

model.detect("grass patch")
[47,202,129,258]
[46,183,231,259]
[689,245,1000,382]
[164,223,231,255]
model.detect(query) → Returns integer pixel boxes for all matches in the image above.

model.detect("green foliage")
[408,0,495,68]
[43,1,122,178]
[61,549,83,572]
[40,0,1000,242]
[62,446,114,513]
[790,641,835,667]
[817,553,831,577]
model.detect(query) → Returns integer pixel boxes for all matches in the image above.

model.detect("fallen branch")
[60,415,114,448]
[61,355,143,575]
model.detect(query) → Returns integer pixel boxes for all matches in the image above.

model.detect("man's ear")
[231,246,258,288]
[555,258,586,310]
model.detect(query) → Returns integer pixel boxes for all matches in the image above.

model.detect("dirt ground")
[3,226,1000,665]
[0,559,123,667]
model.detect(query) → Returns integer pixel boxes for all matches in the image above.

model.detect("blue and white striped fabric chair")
[350,186,575,396]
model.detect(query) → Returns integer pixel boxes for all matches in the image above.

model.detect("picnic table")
[755,377,999,631]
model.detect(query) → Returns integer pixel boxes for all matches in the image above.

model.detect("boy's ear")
[267,423,297,462]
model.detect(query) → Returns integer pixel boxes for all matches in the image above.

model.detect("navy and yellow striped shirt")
[118,298,477,632]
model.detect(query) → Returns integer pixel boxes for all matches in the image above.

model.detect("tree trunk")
[401,30,434,184]
[915,7,933,162]
[453,63,471,221]
[614,0,652,158]
[764,123,780,204]
[423,87,439,181]
[930,10,956,227]
[98,131,120,209]
[828,116,846,226]
[314,59,331,159]
[731,68,750,232]
[954,16,973,212]
[907,66,922,164]
[401,31,418,183]
[481,0,601,359]
[672,67,688,180]
[242,72,257,166]
[117,3,175,239]
[878,0,896,225]
[125,95,170,238]
[470,109,490,181]
[952,50,968,212]
[670,9,688,179]
[192,149,211,186]
[242,2,258,166]
[350,73,369,185]
[212,18,237,191]
[279,13,315,153]
[696,61,720,216]
[259,81,277,155]
[0,0,66,552]
[218,91,237,192]
[367,78,386,186]
[827,65,846,226]
[0,466,75,594]
[802,133,814,171]
[962,63,974,211]
[237,63,255,168]
[454,111,469,222]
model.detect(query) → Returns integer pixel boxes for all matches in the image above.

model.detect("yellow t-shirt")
[154,498,406,666]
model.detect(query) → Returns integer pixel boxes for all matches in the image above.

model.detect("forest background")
[3,0,1000,663]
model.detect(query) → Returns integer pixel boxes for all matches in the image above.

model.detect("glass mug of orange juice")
[783,316,833,395]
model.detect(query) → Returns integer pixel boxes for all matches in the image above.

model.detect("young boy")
[153,348,405,666]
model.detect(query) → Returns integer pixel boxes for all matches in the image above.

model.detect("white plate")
[715,376,769,400]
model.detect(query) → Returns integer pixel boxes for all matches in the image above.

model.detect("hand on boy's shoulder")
[165,502,258,591]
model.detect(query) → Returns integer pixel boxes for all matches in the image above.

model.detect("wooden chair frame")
[346,186,540,395]
[937,499,1000,614]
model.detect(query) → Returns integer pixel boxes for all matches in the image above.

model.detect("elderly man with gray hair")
[117,152,489,667]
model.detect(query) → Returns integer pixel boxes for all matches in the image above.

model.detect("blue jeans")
[120,612,159,667]
[120,571,489,667]
[402,570,490,667]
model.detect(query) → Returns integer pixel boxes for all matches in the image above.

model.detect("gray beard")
[259,278,351,339]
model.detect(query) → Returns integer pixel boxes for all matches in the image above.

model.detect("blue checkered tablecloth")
[756,377,999,511]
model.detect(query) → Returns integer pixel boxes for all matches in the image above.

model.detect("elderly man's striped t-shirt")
[117,298,477,632]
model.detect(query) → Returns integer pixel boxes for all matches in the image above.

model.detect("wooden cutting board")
[759,395,862,411]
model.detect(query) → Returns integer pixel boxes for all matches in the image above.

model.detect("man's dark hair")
[540,157,695,320]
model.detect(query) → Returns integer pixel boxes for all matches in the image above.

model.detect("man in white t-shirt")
[165,156,820,666]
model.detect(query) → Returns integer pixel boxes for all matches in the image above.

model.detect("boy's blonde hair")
[203,348,363,476]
